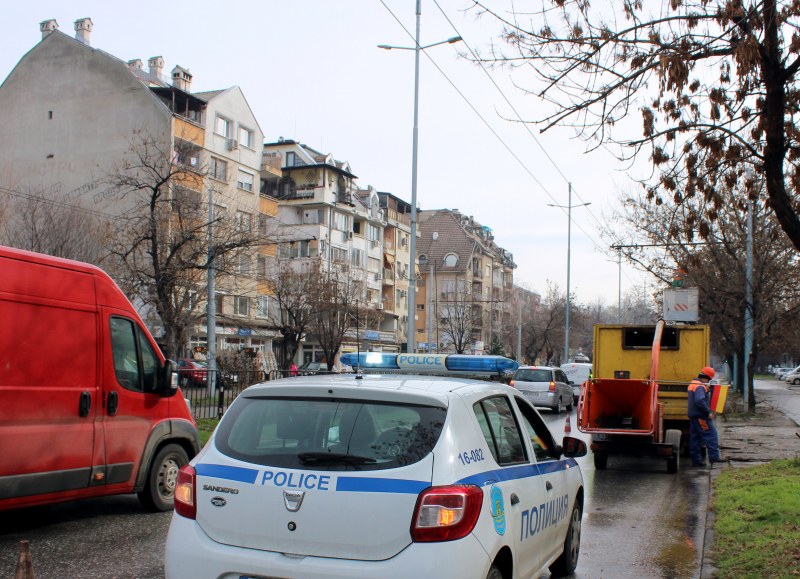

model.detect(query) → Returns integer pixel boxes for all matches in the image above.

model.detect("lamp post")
[379,3,461,353]
[548,183,590,363]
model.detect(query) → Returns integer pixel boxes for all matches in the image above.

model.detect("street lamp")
[548,183,590,363]
[379,1,462,353]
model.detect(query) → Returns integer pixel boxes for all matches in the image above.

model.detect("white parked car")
[784,367,800,385]
[165,353,588,579]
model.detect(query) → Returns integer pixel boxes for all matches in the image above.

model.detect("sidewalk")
[700,379,800,578]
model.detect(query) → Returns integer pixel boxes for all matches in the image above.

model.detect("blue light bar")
[340,353,519,377]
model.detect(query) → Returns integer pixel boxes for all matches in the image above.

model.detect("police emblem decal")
[490,485,506,535]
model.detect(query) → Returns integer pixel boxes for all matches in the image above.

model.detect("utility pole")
[206,188,217,396]
[744,199,753,411]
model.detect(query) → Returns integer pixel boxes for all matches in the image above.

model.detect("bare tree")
[263,259,320,372]
[608,182,800,409]
[310,265,366,372]
[521,282,565,365]
[473,0,800,252]
[0,185,107,264]
[438,275,482,354]
[105,132,273,359]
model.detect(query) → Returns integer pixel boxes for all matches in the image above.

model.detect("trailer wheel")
[666,429,681,474]
[593,452,608,470]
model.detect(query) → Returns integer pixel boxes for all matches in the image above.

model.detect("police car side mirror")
[561,436,588,458]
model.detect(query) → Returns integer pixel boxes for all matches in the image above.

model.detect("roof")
[241,372,512,403]
[417,210,479,272]
[194,89,226,101]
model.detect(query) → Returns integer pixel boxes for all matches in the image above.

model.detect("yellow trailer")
[585,323,710,468]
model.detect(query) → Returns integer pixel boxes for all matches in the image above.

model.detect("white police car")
[165,353,587,579]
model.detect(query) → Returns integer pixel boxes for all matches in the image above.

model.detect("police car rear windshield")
[515,369,553,382]
[215,397,446,471]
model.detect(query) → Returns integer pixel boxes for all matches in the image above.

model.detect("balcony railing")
[383,268,395,284]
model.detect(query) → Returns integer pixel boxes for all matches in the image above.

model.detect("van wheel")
[138,444,189,512]
[549,500,582,576]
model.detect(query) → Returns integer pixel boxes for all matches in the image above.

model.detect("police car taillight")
[411,485,482,542]
[174,465,196,520]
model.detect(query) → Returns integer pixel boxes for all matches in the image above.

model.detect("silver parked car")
[784,367,800,385]
[511,365,574,413]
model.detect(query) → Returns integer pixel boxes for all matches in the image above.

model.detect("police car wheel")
[549,501,582,576]
[138,443,189,512]
[486,564,503,579]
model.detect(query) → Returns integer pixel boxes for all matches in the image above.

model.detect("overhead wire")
[377,0,615,264]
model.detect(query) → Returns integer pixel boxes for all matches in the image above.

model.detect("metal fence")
[180,368,342,420]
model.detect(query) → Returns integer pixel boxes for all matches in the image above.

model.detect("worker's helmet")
[699,366,715,379]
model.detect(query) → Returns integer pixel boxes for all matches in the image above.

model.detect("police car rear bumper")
[165,514,493,579]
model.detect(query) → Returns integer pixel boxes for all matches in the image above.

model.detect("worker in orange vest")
[687,366,721,467]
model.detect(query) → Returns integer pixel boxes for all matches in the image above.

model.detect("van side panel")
[0,258,100,502]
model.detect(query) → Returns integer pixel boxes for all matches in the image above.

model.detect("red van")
[0,245,200,511]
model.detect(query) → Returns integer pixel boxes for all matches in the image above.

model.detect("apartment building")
[376,192,414,347]
[261,140,404,363]
[0,19,274,357]
[417,209,516,354]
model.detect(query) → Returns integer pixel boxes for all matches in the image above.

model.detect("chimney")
[40,19,59,39]
[127,59,143,71]
[148,56,164,79]
[74,18,93,45]
[171,65,192,92]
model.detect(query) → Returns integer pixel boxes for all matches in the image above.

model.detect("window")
[302,209,323,224]
[258,213,272,235]
[256,296,270,318]
[209,157,227,181]
[215,115,231,138]
[473,396,527,465]
[279,240,314,259]
[514,395,558,462]
[234,296,250,317]
[238,170,254,192]
[331,246,348,262]
[236,253,250,275]
[350,248,364,268]
[332,212,350,231]
[214,398,447,470]
[367,224,381,241]
[235,211,252,232]
[110,317,158,393]
[239,126,254,149]
[443,253,459,268]
[257,256,267,279]
[215,295,225,315]
[368,257,381,272]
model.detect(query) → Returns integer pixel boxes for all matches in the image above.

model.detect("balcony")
[384,207,411,226]
[383,268,395,285]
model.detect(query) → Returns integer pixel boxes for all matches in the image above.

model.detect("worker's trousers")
[689,416,720,465]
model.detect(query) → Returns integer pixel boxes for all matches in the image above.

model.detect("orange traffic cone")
[15,540,34,579]
[564,415,572,434]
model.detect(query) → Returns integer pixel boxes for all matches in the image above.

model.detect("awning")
[384,254,395,267]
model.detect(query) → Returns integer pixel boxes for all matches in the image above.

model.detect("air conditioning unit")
[227,139,239,151]
[401,315,408,323]
[377,303,384,310]
[370,240,380,248]
[400,237,408,246]
[347,231,354,239]
[400,290,408,298]
[374,272,382,281]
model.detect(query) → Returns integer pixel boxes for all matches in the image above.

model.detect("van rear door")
[0,256,100,505]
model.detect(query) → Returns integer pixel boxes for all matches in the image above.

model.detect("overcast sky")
[2,0,651,306]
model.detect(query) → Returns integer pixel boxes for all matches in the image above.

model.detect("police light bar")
[340,353,519,378]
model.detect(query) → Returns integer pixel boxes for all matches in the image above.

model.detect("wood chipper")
[577,320,694,473]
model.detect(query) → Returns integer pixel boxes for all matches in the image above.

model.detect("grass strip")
[713,458,800,577]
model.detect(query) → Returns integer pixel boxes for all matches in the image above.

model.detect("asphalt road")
[1,410,713,579]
